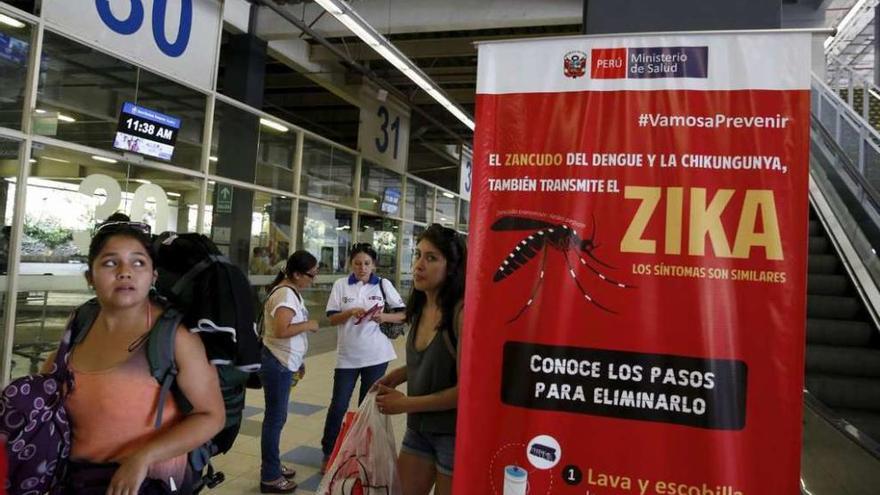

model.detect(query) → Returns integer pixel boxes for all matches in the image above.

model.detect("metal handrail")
[803,391,880,461]
[810,113,880,214]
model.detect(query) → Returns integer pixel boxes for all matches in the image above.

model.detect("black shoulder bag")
[378,278,407,339]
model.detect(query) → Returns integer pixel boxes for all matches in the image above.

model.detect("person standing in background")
[259,251,320,493]
[320,243,406,472]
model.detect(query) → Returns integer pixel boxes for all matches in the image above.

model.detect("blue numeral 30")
[95,0,193,58]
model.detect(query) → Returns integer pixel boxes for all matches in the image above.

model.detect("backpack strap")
[71,298,102,345]
[145,307,186,428]
[378,278,404,312]
[168,254,230,298]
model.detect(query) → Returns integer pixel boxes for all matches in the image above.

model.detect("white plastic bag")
[317,391,402,495]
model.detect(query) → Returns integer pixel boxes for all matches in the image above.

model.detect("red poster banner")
[456,33,811,495]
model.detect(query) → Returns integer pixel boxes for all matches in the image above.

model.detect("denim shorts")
[400,428,456,476]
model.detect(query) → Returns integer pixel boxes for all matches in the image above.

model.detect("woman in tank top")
[375,224,467,495]
[48,214,225,494]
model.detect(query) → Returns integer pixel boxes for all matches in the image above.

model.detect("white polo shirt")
[326,273,406,369]
[263,285,309,371]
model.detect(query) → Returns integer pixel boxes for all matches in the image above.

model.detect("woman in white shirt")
[320,243,406,470]
[260,251,319,493]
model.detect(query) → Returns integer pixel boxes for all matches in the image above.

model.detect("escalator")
[801,81,880,493]
[805,208,880,441]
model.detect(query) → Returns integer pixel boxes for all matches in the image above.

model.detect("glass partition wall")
[0,3,469,382]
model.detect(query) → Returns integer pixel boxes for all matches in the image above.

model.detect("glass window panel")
[435,192,457,228]
[256,126,295,192]
[0,136,21,376]
[301,138,355,206]
[297,201,353,325]
[359,160,402,215]
[36,31,205,170]
[358,214,399,280]
[206,182,292,275]
[210,99,258,179]
[0,14,30,130]
[458,200,469,232]
[404,178,432,224]
[2,1,37,14]
[297,200,353,276]
[17,144,199,272]
[210,100,294,191]
[400,223,424,277]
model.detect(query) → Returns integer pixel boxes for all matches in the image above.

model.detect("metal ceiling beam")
[250,0,469,144]
[257,0,583,39]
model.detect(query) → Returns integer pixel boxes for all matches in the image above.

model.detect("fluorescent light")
[34,109,47,114]
[0,14,25,28]
[43,156,70,163]
[57,113,76,123]
[260,118,289,132]
[28,159,36,164]
[167,192,181,198]
[209,156,219,162]
[337,14,380,46]
[314,2,475,131]
[132,179,151,184]
[313,0,344,15]
[442,192,455,199]
[91,155,118,164]
[373,45,411,73]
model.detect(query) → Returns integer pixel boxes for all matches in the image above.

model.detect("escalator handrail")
[810,113,880,215]
[803,390,880,461]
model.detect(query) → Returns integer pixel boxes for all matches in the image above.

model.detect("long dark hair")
[406,224,467,332]
[269,250,318,289]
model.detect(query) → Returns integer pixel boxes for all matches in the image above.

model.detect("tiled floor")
[205,337,409,494]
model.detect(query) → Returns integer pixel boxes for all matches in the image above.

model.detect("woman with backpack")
[259,251,320,493]
[57,215,226,494]
[374,224,467,495]
[320,243,407,471]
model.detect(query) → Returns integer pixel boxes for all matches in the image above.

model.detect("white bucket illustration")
[503,464,529,495]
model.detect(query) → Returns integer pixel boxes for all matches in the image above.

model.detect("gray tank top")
[406,305,460,434]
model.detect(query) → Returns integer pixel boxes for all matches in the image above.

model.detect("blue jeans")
[260,348,294,482]
[320,362,389,456]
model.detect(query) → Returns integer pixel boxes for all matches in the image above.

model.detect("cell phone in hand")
[354,303,382,324]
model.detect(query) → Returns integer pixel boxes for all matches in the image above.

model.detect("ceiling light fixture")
[260,118,289,132]
[209,156,219,162]
[313,0,475,130]
[442,192,456,199]
[91,155,118,164]
[0,14,25,28]
[57,113,76,123]
[42,156,70,163]
[167,192,181,198]
[34,109,47,114]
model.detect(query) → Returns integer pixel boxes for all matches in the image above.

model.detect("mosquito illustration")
[492,215,634,323]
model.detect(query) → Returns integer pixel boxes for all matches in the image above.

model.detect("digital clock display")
[113,102,181,161]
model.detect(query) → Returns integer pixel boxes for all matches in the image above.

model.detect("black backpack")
[150,232,262,489]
